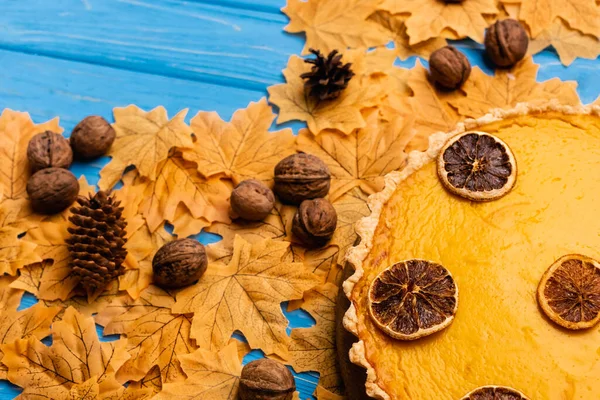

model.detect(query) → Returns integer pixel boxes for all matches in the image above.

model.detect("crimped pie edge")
[341,101,600,400]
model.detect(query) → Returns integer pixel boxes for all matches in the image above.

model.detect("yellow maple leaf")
[304,246,343,286]
[99,105,194,190]
[121,365,163,400]
[450,57,580,119]
[380,0,499,44]
[170,204,210,238]
[68,378,100,400]
[0,301,60,380]
[184,99,296,184]
[297,109,414,201]
[0,109,62,201]
[1,307,130,399]
[39,280,121,320]
[136,151,231,233]
[289,283,344,396]
[154,341,243,400]
[0,225,39,276]
[0,275,22,310]
[330,188,371,265]
[369,11,447,60]
[95,285,197,384]
[268,52,381,135]
[510,0,600,38]
[283,0,390,55]
[173,236,319,358]
[316,385,346,399]
[528,18,600,66]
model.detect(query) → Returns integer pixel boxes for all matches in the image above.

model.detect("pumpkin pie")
[343,103,600,399]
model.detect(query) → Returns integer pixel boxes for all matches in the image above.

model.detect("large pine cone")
[301,48,355,100]
[67,191,127,300]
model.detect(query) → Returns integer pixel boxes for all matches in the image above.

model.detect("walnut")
[152,239,207,289]
[485,19,529,68]
[239,358,296,400]
[292,198,337,248]
[230,179,275,221]
[26,168,80,214]
[70,116,116,159]
[429,46,471,90]
[27,131,73,172]
[274,153,331,205]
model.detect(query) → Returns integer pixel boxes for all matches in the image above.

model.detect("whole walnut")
[26,168,80,214]
[27,131,73,172]
[274,153,330,205]
[292,198,337,248]
[152,239,207,289]
[429,46,471,90]
[485,19,528,68]
[230,180,275,221]
[70,116,116,159]
[239,358,296,400]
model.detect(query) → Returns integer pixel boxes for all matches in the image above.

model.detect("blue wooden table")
[0,1,598,399]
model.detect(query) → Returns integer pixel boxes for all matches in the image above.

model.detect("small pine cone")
[66,191,127,300]
[301,48,355,100]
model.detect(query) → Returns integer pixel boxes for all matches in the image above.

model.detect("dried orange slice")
[537,254,600,330]
[437,131,517,201]
[461,386,529,400]
[367,259,458,340]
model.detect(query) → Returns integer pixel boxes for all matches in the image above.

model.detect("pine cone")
[67,191,127,300]
[301,48,355,100]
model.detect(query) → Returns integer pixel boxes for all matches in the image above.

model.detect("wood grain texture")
[0,0,598,399]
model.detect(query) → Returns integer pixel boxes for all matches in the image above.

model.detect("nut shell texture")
[292,198,337,248]
[230,179,275,221]
[26,168,80,214]
[239,358,296,400]
[485,19,529,68]
[152,239,207,289]
[429,46,471,90]
[70,116,116,159]
[274,153,331,204]
[27,131,73,172]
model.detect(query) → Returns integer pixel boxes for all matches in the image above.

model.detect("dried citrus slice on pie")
[461,386,529,400]
[537,254,600,330]
[437,131,517,201]
[367,259,458,340]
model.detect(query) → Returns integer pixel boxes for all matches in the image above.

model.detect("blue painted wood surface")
[0,1,598,399]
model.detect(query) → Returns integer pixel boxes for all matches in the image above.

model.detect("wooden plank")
[0,0,303,91]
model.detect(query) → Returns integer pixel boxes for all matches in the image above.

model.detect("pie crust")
[342,102,600,400]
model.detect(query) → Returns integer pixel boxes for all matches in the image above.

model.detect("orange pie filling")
[348,110,600,399]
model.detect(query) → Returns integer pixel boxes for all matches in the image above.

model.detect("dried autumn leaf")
[0,275,22,310]
[41,281,121,320]
[136,151,231,233]
[206,199,297,266]
[0,225,39,276]
[289,283,343,396]
[528,18,600,66]
[99,105,194,190]
[122,365,163,400]
[0,302,60,379]
[184,99,296,185]
[154,341,243,400]
[369,11,447,60]
[316,385,346,400]
[509,0,600,37]
[68,378,100,400]
[173,236,320,358]
[268,53,379,135]
[95,285,197,384]
[283,0,389,55]
[380,0,499,44]
[170,203,210,238]
[297,109,413,201]
[331,188,371,265]
[450,57,580,119]
[405,60,462,151]
[0,109,62,201]
[1,307,130,399]
[304,246,343,286]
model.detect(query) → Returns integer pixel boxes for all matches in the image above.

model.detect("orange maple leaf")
[380,0,499,44]
[173,236,320,358]
[184,99,296,185]
[1,307,130,399]
[99,106,194,190]
[283,0,390,55]
[95,285,197,384]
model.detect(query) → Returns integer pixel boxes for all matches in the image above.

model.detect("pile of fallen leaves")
[283,0,600,66]
[0,1,596,399]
